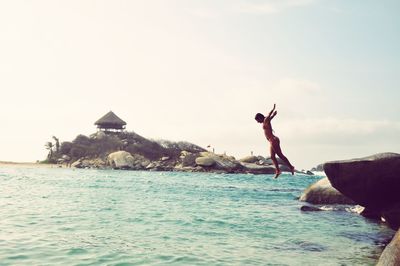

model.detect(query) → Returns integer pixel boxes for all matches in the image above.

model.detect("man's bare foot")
[274,170,281,179]
[291,166,295,175]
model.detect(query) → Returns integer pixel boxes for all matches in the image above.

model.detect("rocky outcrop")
[107,151,150,170]
[299,177,355,205]
[324,153,400,211]
[323,152,400,230]
[51,129,306,175]
[377,229,400,266]
[195,152,242,173]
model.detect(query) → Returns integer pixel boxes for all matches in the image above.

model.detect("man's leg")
[270,146,281,178]
[272,140,294,175]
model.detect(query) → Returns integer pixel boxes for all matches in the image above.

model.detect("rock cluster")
[54,131,312,175]
[69,149,303,175]
[300,152,400,264]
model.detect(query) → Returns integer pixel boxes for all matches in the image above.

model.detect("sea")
[0,167,394,266]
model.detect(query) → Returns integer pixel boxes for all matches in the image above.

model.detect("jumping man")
[255,104,295,178]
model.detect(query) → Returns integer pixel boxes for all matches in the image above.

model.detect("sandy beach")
[0,161,60,168]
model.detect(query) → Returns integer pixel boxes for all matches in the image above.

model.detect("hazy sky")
[0,0,399,169]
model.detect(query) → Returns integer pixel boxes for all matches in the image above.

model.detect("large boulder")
[108,151,150,170]
[195,156,215,167]
[324,153,400,211]
[196,152,242,172]
[239,155,259,164]
[299,177,355,205]
[240,163,275,175]
[377,229,400,266]
[108,151,135,169]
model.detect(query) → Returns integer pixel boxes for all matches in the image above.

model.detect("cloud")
[185,0,318,19]
[272,78,321,94]
[233,0,317,14]
[187,7,220,18]
[278,118,400,145]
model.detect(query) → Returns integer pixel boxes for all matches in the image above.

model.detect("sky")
[0,0,399,169]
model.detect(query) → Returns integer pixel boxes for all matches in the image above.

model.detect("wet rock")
[240,163,275,175]
[300,205,323,212]
[299,177,355,205]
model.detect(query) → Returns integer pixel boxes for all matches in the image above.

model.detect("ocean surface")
[0,167,394,266]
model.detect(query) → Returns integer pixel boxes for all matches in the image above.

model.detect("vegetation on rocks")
[43,131,302,175]
[44,131,205,165]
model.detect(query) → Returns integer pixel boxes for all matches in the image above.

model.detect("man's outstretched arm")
[270,110,277,120]
[267,104,276,118]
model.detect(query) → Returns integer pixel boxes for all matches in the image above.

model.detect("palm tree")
[45,141,54,160]
[52,136,60,153]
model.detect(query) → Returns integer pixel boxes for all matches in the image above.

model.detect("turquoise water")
[0,167,394,266]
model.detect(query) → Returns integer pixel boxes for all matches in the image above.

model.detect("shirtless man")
[255,104,295,178]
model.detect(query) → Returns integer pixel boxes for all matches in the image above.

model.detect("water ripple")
[0,168,394,265]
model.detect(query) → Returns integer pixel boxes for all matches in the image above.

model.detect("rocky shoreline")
[47,131,310,175]
[300,152,400,265]
[68,150,305,175]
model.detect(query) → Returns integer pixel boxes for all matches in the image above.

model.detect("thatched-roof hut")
[95,111,126,132]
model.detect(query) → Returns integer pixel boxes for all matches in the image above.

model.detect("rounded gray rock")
[299,177,355,205]
[195,157,215,167]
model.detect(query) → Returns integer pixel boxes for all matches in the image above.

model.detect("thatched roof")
[95,111,126,127]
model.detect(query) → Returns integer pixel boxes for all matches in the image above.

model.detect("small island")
[44,111,302,175]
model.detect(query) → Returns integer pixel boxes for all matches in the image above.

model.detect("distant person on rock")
[255,104,295,178]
